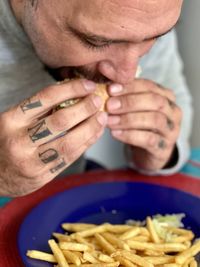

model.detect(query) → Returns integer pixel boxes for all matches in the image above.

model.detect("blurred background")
[86,0,200,169]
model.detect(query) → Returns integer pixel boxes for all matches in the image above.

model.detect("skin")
[0,0,183,196]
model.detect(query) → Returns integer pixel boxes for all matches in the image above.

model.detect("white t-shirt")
[0,0,193,175]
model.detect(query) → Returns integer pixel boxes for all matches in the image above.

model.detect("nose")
[98,45,139,84]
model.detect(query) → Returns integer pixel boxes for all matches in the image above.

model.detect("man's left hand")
[107,79,182,171]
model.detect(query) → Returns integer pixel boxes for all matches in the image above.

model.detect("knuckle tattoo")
[28,119,52,143]
[20,97,42,113]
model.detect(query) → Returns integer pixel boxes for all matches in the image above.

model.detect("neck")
[9,0,23,25]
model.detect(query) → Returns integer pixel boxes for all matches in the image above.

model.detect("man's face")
[22,0,183,83]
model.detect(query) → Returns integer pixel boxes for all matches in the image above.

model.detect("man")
[0,0,193,197]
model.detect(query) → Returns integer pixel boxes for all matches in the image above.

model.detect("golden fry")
[48,239,69,267]
[62,223,96,232]
[127,240,187,253]
[83,251,99,264]
[98,254,115,263]
[102,232,130,250]
[26,250,56,263]
[119,227,141,240]
[112,250,154,267]
[95,233,116,254]
[62,250,81,265]
[175,240,200,264]
[146,217,161,244]
[59,242,91,251]
[114,255,138,267]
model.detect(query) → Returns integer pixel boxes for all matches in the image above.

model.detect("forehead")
[66,0,182,41]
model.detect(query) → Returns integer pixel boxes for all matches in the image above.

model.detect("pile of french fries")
[27,216,200,267]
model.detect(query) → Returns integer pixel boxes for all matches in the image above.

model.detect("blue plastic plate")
[18,181,200,267]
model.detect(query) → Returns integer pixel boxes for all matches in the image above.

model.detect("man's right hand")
[0,79,107,197]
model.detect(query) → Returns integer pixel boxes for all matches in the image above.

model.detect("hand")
[0,79,107,197]
[107,79,182,171]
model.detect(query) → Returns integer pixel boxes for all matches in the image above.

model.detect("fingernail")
[108,116,121,125]
[93,95,102,108]
[110,84,123,94]
[107,98,121,110]
[97,112,108,126]
[112,130,123,136]
[82,80,96,91]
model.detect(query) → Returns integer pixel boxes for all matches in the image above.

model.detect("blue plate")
[18,181,200,267]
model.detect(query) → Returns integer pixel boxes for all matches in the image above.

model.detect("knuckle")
[146,132,158,147]
[122,95,134,108]
[153,93,166,110]
[166,90,176,101]
[153,113,165,129]
[58,141,73,162]
[51,112,70,132]
[37,85,54,102]
[0,111,13,134]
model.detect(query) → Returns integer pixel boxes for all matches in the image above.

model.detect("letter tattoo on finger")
[28,120,52,142]
[158,139,166,149]
[20,98,42,113]
[39,148,67,174]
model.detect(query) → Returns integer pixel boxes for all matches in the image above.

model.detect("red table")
[0,170,200,267]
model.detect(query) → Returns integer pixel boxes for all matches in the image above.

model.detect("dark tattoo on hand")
[167,118,174,130]
[50,158,67,173]
[39,148,67,174]
[39,149,59,164]
[158,139,166,149]
[20,98,42,113]
[28,120,52,142]
[30,0,38,10]
[168,99,176,109]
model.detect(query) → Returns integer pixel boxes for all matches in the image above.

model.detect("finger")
[108,79,176,102]
[108,112,176,137]
[107,92,181,121]
[111,129,173,160]
[36,112,107,177]
[15,79,97,124]
[26,94,102,146]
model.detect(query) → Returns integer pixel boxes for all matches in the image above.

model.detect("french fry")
[143,256,174,264]
[83,251,99,264]
[98,254,115,263]
[105,224,132,233]
[189,259,198,267]
[102,232,130,250]
[62,223,96,232]
[119,227,141,240]
[114,255,138,267]
[68,263,120,267]
[53,233,71,242]
[127,240,187,253]
[112,250,154,267]
[175,240,200,264]
[71,224,107,238]
[163,264,181,267]
[48,239,69,267]
[146,217,161,244]
[59,242,91,251]
[26,250,56,263]
[143,249,165,256]
[62,250,81,265]
[95,233,116,254]
[130,235,150,242]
